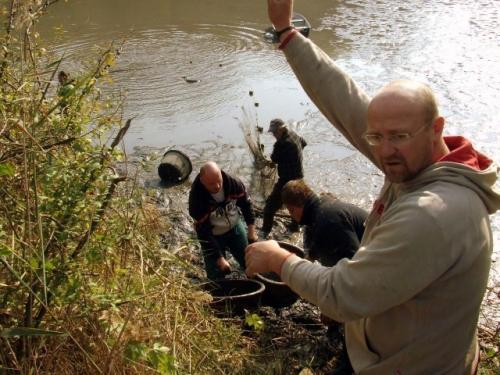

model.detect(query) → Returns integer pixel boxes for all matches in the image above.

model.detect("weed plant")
[0,1,265,374]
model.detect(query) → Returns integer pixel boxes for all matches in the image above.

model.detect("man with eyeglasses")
[245,1,500,374]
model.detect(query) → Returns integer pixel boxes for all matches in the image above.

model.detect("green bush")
[0,2,261,374]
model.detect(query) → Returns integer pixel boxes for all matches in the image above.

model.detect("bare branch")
[110,118,132,149]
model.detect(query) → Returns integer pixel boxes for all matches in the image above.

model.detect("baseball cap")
[268,118,285,133]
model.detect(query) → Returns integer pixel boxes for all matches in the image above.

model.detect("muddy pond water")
[38,0,499,306]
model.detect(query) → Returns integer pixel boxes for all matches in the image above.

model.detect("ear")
[432,116,445,136]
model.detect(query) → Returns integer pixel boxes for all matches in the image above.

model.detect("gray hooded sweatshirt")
[279,33,500,375]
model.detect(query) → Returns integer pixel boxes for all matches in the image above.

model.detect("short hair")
[282,179,315,207]
[417,83,439,124]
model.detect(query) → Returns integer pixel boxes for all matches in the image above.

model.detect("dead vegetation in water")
[238,107,276,180]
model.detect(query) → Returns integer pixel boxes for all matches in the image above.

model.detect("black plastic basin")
[255,241,305,309]
[205,278,265,316]
[158,149,192,184]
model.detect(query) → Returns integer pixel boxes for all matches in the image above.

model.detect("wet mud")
[121,144,498,374]
[120,146,356,373]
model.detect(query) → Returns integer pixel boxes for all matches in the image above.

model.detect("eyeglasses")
[362,123,431,147]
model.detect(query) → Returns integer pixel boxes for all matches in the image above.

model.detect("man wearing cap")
[261,118,307,238]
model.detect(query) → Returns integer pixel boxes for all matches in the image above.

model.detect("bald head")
[200,161,220,177]
[366,80,448,183]
[369,80,439,126]
[200,161,223,194]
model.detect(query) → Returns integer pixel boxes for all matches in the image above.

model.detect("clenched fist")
[245,240,292,277]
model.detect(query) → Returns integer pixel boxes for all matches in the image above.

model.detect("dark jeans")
[200,220,248,280]
[262,179,287,233]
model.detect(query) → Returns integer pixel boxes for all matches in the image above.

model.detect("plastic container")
[205,278,265,316]
[157,149,192,183]
[255,241,305,309]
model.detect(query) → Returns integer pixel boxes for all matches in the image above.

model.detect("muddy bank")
[118,147,354,373]
[120,145,499,373]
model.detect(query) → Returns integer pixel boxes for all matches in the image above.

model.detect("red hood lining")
[439,136,492,171]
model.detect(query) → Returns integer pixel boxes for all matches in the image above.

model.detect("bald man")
[189,162,257,280]
[245,1,500,374]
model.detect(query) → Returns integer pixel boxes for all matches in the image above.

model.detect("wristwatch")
[275,26,295,42]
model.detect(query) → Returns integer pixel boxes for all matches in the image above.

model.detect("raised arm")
[267,0,379,168]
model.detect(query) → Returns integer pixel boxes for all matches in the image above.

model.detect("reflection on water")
[37,0,500,276]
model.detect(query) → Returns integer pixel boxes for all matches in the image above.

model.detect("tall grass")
[0,2,266,373]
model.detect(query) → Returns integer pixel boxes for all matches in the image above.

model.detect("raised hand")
[267,0,294,31]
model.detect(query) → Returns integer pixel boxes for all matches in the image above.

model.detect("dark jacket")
[301,193,367,266]
[189,171,255,255]
[271,128,307,181]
